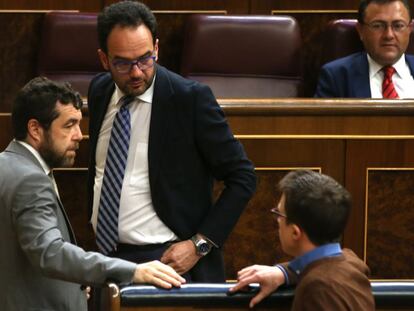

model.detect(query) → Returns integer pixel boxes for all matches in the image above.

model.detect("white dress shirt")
[368,53,414,98]
[91,77,178,245]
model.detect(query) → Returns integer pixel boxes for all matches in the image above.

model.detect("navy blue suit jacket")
[315,52,414,98]
[87,65,256,281]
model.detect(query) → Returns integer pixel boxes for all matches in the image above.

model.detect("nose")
[73,125,83,142]
[129,63,144,77]
[383,24,395,38]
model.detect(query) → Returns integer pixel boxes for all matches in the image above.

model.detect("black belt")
[116,241,176,252]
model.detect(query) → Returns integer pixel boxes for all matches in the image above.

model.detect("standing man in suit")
[0,77,185,311]
[315,0,414,98]
[230,170,375,310]
[88,1,256,282]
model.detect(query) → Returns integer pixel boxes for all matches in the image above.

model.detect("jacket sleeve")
[192,83,257,246]
[12,171,136,286]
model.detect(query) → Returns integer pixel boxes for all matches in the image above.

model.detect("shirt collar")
[288,242,342,275]
[15,139,51,175]
[114,73,156,106]
[368,53,408,79]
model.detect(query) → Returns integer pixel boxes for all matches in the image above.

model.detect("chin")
[61,157,75,168]
[380,52,402,64]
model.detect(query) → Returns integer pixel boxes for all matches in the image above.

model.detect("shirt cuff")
[275,264,289,286]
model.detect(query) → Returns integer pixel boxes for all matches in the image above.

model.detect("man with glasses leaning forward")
[88,0,256,283]
[230,170,375,310]
[315,0,414,98]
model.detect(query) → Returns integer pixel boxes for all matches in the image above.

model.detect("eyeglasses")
[270,207,287,218]
[110,53,156,74]
[364,20,410,33]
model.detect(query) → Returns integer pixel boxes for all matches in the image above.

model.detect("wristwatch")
[191,234,212,256]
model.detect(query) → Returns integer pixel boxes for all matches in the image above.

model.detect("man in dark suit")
[0,77,185,311]
[88,1,256,282]
[315,0,414,98]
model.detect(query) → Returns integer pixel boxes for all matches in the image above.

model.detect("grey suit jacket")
[0,141,137,311]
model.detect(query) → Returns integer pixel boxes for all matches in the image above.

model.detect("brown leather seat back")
[180,15,303,98]
[37,12,102,96]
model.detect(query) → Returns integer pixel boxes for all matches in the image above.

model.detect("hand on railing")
[134,260,186,289]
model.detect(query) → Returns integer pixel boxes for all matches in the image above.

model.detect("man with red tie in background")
[315,0,414,98]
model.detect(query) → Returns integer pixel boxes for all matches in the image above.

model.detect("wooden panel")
[220,99,414,136]
[0,1,101,11]
[0,13,43,112]
[366,169,414,279]
[345,140,414,268]
[104,0,249,14]
[0,113,12,149]
[251,0,360,12]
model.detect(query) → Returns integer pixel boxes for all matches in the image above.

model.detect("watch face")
[198,242,210,255]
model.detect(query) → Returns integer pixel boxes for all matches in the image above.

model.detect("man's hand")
[160,240,200,275]
[229,265,286,308]
[133,260,186,289]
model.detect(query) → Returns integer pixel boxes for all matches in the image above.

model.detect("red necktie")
[382,66,399,99]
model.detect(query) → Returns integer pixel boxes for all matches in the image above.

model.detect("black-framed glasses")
[270,207,287,218]
[364,20,410,33]
[110,53,156,74]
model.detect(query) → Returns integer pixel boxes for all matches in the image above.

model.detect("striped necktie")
[96,95,134,254]
[382,66,399,99]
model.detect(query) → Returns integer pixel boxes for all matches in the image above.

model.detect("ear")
[291,224,303,241]
[356,22,364,41]
[98,49,110,71]
[27,119,44,144]
[154,38,159,61]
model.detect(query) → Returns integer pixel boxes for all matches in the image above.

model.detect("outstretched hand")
[229,264,286,308]
[133,260,186,289]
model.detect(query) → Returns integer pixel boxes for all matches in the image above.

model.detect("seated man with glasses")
[315,0,414,98]
[229,170,375,310]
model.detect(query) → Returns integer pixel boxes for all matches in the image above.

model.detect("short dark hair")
[12,76,83,140]
[278,170,351,246]
[358,0,412,23]
[97,0,157,54]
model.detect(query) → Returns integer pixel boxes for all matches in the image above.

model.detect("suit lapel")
[148,65,174,191]
[353,53,371,98]
[57,198,77,244]
[405,54,414,76]
[90,80,115,151]
[6,141,77,244]
[50,171,78,244]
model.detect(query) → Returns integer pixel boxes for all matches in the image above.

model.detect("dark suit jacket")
[87,65,256,281]
[315,52,414,98]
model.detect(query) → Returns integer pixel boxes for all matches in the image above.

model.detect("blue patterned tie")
[96,95,134,254]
